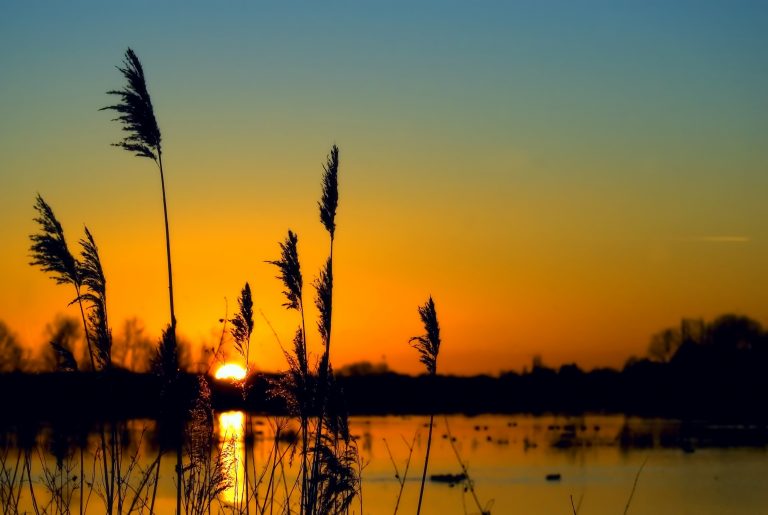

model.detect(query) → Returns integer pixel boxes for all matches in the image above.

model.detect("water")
[4,414,767,514]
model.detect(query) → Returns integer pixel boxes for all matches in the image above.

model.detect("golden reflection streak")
[218,411,245,506]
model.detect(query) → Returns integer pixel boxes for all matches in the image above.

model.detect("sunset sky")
[1,1,767,375]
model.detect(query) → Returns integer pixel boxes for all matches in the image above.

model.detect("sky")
[1,1,767,375]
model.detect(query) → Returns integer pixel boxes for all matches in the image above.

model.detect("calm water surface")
[9,414,768,514]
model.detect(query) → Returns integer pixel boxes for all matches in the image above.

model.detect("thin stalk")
[74,286,96,371]
[74,285,112,515]
[148,454,161,515]
[623,455,649,515]
[24,450,40,515]
[383,433,416,515]
[298,299,309,514]
[157,153,177,332]
[415,413,434,515]
[443,416,486,514]
[157,153,181,515]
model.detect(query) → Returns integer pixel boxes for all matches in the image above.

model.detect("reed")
[267,229,312,510]
[29,200,166,515]
[102,49,182,513]
[182,377,230,515]
[409,295,441,515]
[263,146,363,515]
[382,432,417,515]
[307,145,339,515]
[29,195,95,370]
[229,283,254,513]
[443,416,491,514]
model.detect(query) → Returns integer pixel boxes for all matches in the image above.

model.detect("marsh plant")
[410,296,442,515]
[29,196,161,514]
[102,47,187,514]
[6,46,477,515]
[261,144,360,515]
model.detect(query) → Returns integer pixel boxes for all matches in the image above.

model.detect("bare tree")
[0,321,23,373]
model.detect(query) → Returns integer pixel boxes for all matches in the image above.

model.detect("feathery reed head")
[78,227,107,302]
[267,230,303,310]
[314,257,333,347]
[230,282,254,359]
[313,435,360,514]
[101,48,162,162]
[78,227,112,369]
[29,194,79,287]
[409,296,441,375]
[268,327,312,417]
[319,145,339,239]
[152,324,179,381]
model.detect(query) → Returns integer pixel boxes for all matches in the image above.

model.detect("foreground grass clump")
[5,46,472,515]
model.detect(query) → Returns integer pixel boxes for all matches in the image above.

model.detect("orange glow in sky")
[2,3,768,376]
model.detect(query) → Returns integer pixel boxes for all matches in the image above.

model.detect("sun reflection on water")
[217,410,245,506]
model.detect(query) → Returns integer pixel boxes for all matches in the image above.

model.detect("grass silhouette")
[410,295,442,515]
[10,48,481,515]
[102,47,185,515]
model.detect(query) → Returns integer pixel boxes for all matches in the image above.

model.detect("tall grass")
[264,145,361,514]
[102,47,184,515]
[30,195,95,370]
[29,199,166,515]
[13,46,483,515]
[410,295,442,515]
[267,229,312,509]
[229,283,254,513]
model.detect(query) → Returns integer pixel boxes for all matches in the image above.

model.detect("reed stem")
[415,413,434,515]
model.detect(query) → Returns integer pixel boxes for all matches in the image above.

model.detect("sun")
[214,363,247,381]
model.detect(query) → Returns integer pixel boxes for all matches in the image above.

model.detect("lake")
[4,413,767,514]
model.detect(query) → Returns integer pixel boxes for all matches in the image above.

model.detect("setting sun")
[214,363,247,381]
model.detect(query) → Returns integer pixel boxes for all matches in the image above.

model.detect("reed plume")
[78,227,112,370]
[102,46,176,339]
[268,230,311,509]
[319,145,339,241]
[267,230,303,311]
[308,145,342,515]
[29,195,79,287]
[312,437,359,515]
[314,258,333,350]
[230,282,254,365]
[269,328,311,417]
[101,48,161,162]
[410,296,441,375]
[410,295,441,515]
[229,282,254,513]
[103,48,181,513]
[29,195,97,369]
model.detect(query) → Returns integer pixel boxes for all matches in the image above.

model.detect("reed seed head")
[29,194,79,287]
[267,230,303,311]
[409,296,441,375]
[101,48,162,162]
[319,145,339,239]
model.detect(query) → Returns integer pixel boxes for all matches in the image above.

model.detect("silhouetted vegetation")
[4,312,768,422]
[0,321,23,373]
[4,43,767,515]
[409,296,442,515]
